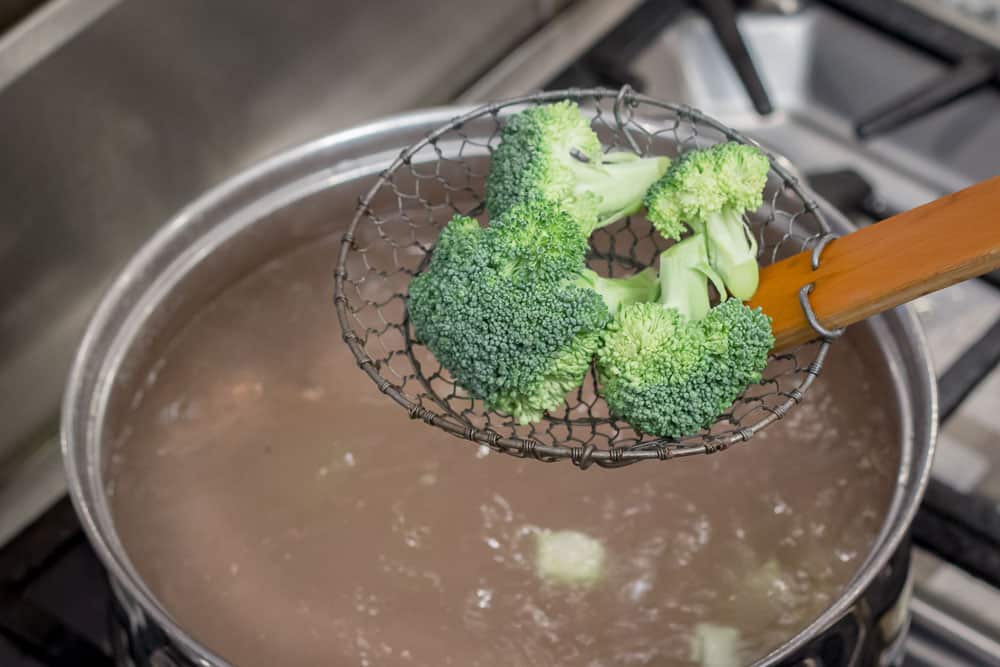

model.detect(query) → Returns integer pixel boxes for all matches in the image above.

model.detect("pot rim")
[61,106,938,667]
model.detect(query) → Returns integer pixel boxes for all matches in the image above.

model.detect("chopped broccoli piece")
[597,235,773,438]
[489,196,591,282]
[644,142,769,300]
[690,623,742,667]
[535,529,606,587]
[486,100,669,232]
[409,200,660,425]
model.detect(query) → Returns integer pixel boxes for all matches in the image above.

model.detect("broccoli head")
[644,142,769,300]
[597,234,773,438]
[486,100,669,233]
[409,200,659,425]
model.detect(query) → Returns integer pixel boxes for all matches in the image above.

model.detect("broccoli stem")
[658,235,728,322]
[576,267,660,315]
[568,155,670,233]
[703,209,759,301]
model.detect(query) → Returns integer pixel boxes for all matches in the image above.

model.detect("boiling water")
[110,236,899,667]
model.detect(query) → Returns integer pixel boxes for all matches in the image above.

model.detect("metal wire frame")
[334,85,837,469]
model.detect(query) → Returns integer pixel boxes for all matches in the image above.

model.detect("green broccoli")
[575,266,659,316]
[644,142,769,300]
[535,529,606,588]
[597,234,774,438]
[409,199,659,425]
[486,100,669,232]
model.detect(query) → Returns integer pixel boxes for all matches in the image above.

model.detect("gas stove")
[1,1,999,665]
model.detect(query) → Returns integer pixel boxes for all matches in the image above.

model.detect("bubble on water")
[423,571,443,590]
[485,537,500,550]
[625,576,654,602]
[835,549,857,563]
[229,563,239,576]
[816,487,836,508]
[145,357,166,387]
[419,472,437,486]
[158,399,186,425]
[694,516,711,546]
[476,588,493,609]
[300,386,324,401]
[316,466,329,478]
[476,445,491,459]
[130,389,144,410]
[231,381,263,399]
[344,452,356,467]
[392,503,431,549]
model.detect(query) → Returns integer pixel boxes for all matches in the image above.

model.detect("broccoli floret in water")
[644,142,769,300]
[486,100,669,232]
[409,199,659,425]
[597,234,774,438]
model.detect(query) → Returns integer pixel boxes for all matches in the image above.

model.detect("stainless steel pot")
[61,108,937,667]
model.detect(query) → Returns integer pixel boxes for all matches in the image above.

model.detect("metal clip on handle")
[798,233,845,341]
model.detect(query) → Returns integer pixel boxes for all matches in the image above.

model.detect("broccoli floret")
[644,142,769,300]
[486,100,669,233]
[488,196,590,282]
[535,529,606,588]
[409,202,660,425]
[597,235,773,438]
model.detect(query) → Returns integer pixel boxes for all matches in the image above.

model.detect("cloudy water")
[110,236,899,667]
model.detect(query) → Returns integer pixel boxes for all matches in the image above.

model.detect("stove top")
[2,1,999,665]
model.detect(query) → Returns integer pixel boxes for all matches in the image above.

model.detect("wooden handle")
[748,175,1000,351]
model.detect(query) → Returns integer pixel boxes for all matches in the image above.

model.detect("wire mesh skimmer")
[334,86,836,469]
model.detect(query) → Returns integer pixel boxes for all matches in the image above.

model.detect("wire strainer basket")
[334,86,836,469]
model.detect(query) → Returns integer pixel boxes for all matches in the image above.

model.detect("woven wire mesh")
[334,87,835,469]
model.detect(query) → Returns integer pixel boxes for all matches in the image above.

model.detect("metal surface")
[900,0,1000,52]
[337,87,833,467]
[699,0,774,115]
[632,5,1000,201]
[455,0,644,103]
[907,595,1000,666]
[0,0,120,92]
[856,57,997,139]
[0,0,582,544]
[629,2,1000,651]
[61,106,936,667]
